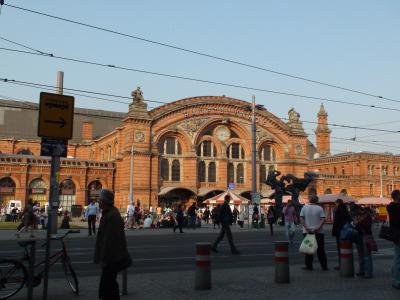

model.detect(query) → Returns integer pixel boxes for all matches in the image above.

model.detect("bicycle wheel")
[62,257,79,294]
[0,259,27,300]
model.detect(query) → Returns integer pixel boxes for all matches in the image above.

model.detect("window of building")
[236,163,244,184]
[197,140,216,157]
[260,165,266,183]
[107,145,112,161]
[394,166,398,176]
[161,159,169,181]
[260,145,276,161]
[198,161,206,182]
[0,177,16,206]
[333,167,337,175]
[228,163,234,184]
[29,178,47,208]
[341,167,345,175]
[16,149,33,155]
[164,137,182,155]
[59,179,76,212]
[324,188,332,194]
[227,143,244,159]
[340,189,348,195]
[171,160,180,181]
[208,162,216,182]
[100,148,104,161]
[369,184,373,195]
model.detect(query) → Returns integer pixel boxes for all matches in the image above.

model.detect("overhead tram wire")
[2,47,400,114]
[2,77,400,137]
[2,2,399,104]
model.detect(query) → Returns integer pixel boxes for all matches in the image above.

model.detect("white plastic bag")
[299,233,318,254]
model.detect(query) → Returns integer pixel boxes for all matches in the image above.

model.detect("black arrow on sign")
[44,117,66,128]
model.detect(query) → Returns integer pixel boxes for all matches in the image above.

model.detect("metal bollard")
[274,241,290,283]
[27,240,36,300]
[340,240,354,277]
[195,243,211,290]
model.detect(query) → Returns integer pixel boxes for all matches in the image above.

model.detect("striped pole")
[340,240,354,277]
[275,241,290,283]
[195,243,211,290]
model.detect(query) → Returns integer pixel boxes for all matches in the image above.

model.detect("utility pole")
[129,144,134,206]
[251,96,258,216]
[380,163,383,198]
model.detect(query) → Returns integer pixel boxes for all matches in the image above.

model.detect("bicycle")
[0,230,80,299]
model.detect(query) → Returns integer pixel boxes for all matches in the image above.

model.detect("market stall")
[356,197,391,222]
[317,193,356,223]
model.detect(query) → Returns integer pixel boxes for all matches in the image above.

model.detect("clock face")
[214,126,231,142]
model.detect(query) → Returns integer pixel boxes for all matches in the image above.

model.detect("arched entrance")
[0,177,16,207]
[59,179,76,212]
[28,178,47,208]
[87,180,102,205]
[158,187,196,210]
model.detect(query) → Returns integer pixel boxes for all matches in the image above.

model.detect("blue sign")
[228,183,235,190]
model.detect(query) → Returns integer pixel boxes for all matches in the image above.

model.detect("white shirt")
[127,204,135,216]
[143,217,152,228]
[300,204,325,234]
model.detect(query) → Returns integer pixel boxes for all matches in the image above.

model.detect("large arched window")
[236,163,244,184]
[198,161,206,182]
[29,178,47,208]
[107,145,112,161]
[160,137,182,155]
[16,149,33,155]
[87,180,102,205]
[228,163,234,184]
[227,143,244,159]
[171,160,180,181]
[0,177,16,207]
[59,179,76,212]
[260,145,276,162]
[161,159,169,181]
[208,162,216,182]
[197,141,216,157]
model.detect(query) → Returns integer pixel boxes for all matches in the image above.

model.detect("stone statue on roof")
[131,87,145,103]
[286,108,305,134]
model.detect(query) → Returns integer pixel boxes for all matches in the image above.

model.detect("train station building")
[1,88,399,211]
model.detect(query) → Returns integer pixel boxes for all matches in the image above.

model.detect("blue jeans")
[284,222,295,243]
[393,244,400,288]
[356,235,373,277]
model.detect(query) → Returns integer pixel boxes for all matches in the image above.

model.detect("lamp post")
[129,144,134,207]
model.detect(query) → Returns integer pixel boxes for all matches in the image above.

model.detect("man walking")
[86,199,99,236]
[211,195,240,255]
[94,189,132,300]
[125,201,135,230]
[299,195,328,271]
[187,202,197,229]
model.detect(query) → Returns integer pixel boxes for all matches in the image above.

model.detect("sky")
[0,0,399,154]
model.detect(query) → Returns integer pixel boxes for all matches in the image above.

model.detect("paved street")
[0,224,395,278]
[0,224,398,300]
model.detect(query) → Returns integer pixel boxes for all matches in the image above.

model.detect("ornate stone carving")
[256,130,274,143]
[178,118,209,139]
[286,108,305,135]
[134,130,146,143]
[128,87,150,119]
[295,144,304,155]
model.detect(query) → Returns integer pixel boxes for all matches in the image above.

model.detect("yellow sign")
[38,92,75,139]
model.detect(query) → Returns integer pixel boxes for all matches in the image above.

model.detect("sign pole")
[37,72,73,299]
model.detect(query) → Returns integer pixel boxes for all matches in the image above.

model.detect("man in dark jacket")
[94,189,132,300]
[211,195,240,255]
[332,198,352,270]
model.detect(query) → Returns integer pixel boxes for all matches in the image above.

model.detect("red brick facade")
[1,91,399,210]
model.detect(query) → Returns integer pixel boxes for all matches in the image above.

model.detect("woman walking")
[283,201,296,244]
[387,190,400,289]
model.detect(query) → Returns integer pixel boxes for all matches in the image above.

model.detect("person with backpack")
[331,198,352,270]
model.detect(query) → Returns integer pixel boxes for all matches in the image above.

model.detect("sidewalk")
[10,256,398,300]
